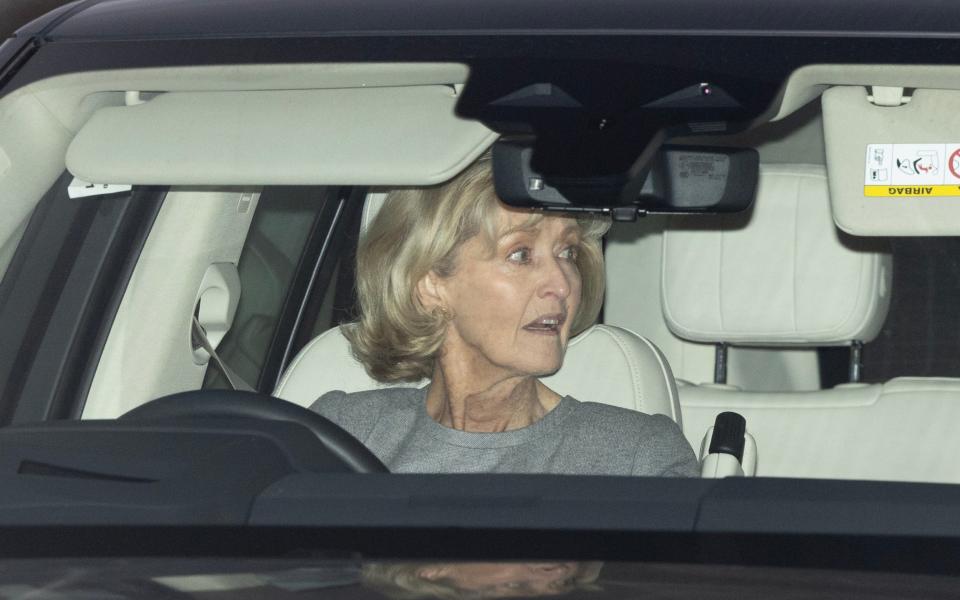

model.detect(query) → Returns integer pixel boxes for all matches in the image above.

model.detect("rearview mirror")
[492,141,758,220]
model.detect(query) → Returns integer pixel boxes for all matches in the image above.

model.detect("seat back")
[681,378,960,483]
[655,164,960,482]
[661,164,889,474]
[275,323,683,424]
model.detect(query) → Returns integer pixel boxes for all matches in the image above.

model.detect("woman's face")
[426,204,583,380]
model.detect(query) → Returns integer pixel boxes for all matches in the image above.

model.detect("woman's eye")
[558,246,579,261]
[507,247,531,263]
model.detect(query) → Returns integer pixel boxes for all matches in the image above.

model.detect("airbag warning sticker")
[864,143,960,197]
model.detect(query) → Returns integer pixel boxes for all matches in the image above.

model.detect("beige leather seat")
[662,164,960,483]
[275,323,682,423]
[276,192,684,425]
[681,378,960,482]
[662,164,891,348]
[660,164,940,479]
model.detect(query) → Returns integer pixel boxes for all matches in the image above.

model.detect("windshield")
[4,558,956,600]
[3,1,960,588]
[17,558,960,600]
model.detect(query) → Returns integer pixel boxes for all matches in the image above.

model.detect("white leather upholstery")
[276,326,420,399]
[544,325,681,423]
[275,324,683,424]
[606,218,822,392]
[660,164,898,480]
[662,164,892,345]
[681,378,960,483]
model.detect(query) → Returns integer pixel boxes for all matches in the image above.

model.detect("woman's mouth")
[522,314,566,335]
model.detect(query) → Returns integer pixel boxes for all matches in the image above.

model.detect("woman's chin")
[519,336,568,375]
[514,354,565,378]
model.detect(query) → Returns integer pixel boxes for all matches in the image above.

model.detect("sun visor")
[66,86,497,186]
[822,86,960,236]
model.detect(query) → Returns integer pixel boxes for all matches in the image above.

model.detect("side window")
[203,187,334,391]
[863,238,960,381]
[203,186,362,392]
[286,189,363,361]
[305,219,361,339]
[819,238,960,386]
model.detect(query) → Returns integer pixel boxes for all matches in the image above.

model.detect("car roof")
[27,0,960,41]
[7,1,960,176]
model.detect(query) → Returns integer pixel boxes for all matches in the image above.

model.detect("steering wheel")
[120,389,389,473]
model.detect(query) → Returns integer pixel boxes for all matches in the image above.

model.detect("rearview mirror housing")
[492,141,758,220]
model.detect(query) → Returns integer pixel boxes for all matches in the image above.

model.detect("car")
[1,0,960,596]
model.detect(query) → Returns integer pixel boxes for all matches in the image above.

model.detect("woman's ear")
[416,270,445,310]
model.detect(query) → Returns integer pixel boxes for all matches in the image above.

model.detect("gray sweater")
[311,387,699,477]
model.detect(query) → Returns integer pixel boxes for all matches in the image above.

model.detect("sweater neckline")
[410,387,580,449]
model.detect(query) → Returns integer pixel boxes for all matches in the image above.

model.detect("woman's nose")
[537,257,572,300]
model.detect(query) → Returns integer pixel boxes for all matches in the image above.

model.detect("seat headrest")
[661,164,892,346]
[275,324,683,425]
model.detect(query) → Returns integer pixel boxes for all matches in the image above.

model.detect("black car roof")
[27,0,960,41]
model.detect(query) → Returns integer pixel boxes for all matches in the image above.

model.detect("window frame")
[226,186,365,394]
[0,174,165,424]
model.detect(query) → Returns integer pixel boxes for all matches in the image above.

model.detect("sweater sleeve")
[309,389,378,443]
[631,414,700,477]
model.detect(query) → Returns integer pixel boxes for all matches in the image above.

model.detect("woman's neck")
[425,361,561,432]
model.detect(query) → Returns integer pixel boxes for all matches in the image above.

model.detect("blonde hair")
[346,158,611,383]
[361,562,604,600]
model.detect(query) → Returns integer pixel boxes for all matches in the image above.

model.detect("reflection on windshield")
[361,562,603,599]
[143,561,602,599]
[1,558,957,599]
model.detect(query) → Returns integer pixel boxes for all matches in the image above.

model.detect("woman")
[311,158,698,476]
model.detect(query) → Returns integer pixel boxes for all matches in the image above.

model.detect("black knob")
[708,411,746,462]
